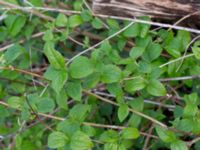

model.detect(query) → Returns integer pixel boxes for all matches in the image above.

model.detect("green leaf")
[56,89,68,110]
[81,10,92,22]
[70,131,93,150]
[0,105,9,119]
[4,14,17,30]
[69,56,94,79]
[192,119,200,134]
[29,0,43,6]
[192,46,200,60]
[138,61,152,73]
[101,65,122,83]
[107,19,120,30]
[177,118,193,132]
[104,143,126,150]
[43,30,54,42]
[129,97,144,111]
[44,66,68,94]
[100,104,113,117]
[55,13,68,27]
[83,72,100,89]
[100,40,112,52]
[118,144,126,150]
[69,104,91,122]
[104,143,118,150]
[44,42,66,69]
[143,42,162,62]
[0,27,7,42]
[8,96,22,109]
[4,44,24,64]
[118,104,129,122]
[124,77,146,93]
[128,98,144,127]
[48,131,68,149]
[170,140,188,150]
[123,23,140,38]
[57,119,80,136]
[121,127,140,139]
[117,37,127,51]
[129,114,142,128]
[155,126,177,143]
[139,23,150,38]
[37,97,55,113]
[130,47,145,60]
[92,17,103,29]
[73,0,83,10]
[66,82,82,101]
[183,104,198,117]
[69,15,83,28]
[184,93,198,104]
[147,79,166,96]
[194,40,200,47]
[82,126,96,137]
[15,134,22,149]
[165,38,181,58]
[107,83,123,98]
[138,16,151,38]
[100,130,119,143]
[177,30,191,50]
[5,15,26,37]
[136,36,151,48]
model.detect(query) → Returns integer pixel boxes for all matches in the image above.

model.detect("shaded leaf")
[69,56,94,79]
[121,127,140,139]
[66,82,82,101]
[124,77,146,93]
[70,131,93,150]
[170,140,188,150]
[101,65,122,83]
[118,104,129,122]
[69,104,91,122]
[44,42,66,69]
[69,15,83,28]
[44,66,68,94]
[4,44,24,64]
[147,79,166,96]
[37,97,55,113]
[55,13,68,27]
[48,131,68,149]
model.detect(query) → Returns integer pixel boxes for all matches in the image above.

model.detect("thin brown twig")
[143,125,155,150]
[0,60,193,139]
[176,35,200,71]
[187,136,200,147]
[172,11,200,27]
[0,0,54,21]
[0,6,81,15]
[0,65,168,128]
[123,75,200,82]
[0,66,45,79]
[0,100,158,139]
[25,96,54,131]
[0,1,134,54]
[67,21,135,64]
[0,77,42,86]
[2,100,200,145]
[94,14,200,34]
[94,91,175,109]
[0,29,85,52]
[160,75,200,82]
[83,90,168,128]
[0,32,45,52]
